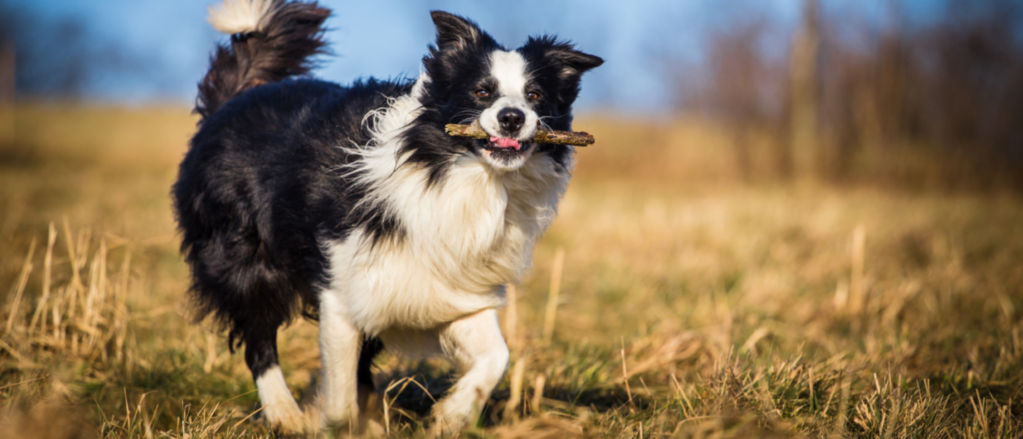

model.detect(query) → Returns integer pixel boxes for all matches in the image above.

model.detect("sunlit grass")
[1,104,1021,437]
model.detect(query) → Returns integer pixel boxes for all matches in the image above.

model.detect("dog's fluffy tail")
[196,0,330,118]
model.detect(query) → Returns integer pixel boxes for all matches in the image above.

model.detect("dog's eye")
[526,91,541,101]
[474,89,491,98]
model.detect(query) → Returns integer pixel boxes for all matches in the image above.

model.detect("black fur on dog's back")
[196,0,330,119]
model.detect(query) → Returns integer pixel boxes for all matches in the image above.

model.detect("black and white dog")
[172,0,601,433]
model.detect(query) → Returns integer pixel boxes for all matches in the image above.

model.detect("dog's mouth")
[482,136,532,152]
[478,136,534,168]
[488,136,522,150]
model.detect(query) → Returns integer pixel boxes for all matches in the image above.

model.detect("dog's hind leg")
[432,308,509,435]
[245,325,307,433]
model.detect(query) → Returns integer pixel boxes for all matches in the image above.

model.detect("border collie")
[172,0,601,434]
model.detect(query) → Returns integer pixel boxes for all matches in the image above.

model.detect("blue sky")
[6,0,948,112]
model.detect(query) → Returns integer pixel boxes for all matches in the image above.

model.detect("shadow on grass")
[375,361,648,429]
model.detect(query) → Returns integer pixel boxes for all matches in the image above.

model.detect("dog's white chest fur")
[324,81,572,336]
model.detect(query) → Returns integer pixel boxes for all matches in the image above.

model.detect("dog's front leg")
[433,308,509,436]
[318,292,362,430]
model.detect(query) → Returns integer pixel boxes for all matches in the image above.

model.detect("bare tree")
[668,0,1023,189]
[785,0,821,179]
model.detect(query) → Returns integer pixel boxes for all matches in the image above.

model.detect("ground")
[0,105,1021,438]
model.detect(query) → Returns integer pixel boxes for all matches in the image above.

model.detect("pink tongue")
[489,136,521,150]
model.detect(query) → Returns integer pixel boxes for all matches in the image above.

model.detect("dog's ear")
[524,36,603,82]
[430,11,483,51]
[545,47,604,81]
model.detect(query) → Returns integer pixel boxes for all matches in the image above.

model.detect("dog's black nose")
[497,108,525,133]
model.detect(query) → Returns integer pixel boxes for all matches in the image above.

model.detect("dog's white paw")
[428,401,477,437]
[262,400,309,434]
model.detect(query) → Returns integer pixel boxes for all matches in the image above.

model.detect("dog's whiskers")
[536,116,556,132]
[449,109,482,125]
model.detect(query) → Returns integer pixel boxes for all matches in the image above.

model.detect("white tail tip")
[207,0,278,34]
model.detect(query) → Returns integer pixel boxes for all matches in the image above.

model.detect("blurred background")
[2,1,1023,437]
[2,0,1023,189]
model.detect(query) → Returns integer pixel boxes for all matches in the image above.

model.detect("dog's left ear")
[546,47,604,81]
[430,11,484,51]
[524,36,603,82]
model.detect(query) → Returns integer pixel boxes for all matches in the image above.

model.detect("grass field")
[1,104,1021,438]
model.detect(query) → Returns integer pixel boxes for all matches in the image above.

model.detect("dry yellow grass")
[1,104,1021,438]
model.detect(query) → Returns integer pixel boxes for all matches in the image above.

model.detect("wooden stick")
[444,122,595,146]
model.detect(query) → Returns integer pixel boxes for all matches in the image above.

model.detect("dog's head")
[415,11,603,171]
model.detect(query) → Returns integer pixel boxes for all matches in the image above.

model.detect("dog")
[172,0,601,434]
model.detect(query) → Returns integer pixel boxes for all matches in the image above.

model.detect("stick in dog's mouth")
[444,121,596,146]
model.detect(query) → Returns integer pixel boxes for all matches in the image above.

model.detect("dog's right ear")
[430,11,483,51]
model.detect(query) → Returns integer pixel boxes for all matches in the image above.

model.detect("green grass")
[1,104,1021,438]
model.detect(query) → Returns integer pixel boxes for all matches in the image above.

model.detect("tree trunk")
[787,0,820,179]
